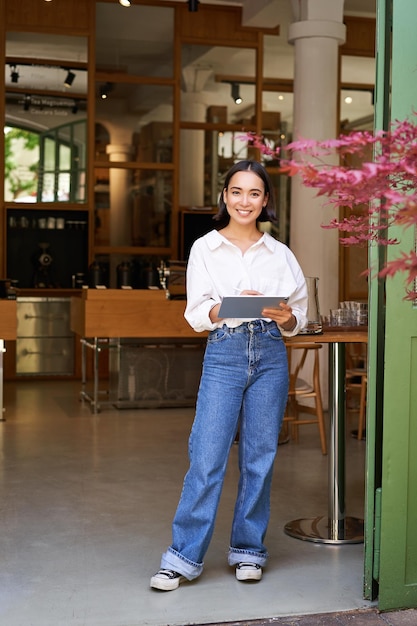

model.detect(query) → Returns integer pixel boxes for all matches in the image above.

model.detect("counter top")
[70,289,202,339]
[16,288,83,298]
[286,328,368,344]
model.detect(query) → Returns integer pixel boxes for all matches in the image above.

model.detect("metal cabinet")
[16,297,74,375]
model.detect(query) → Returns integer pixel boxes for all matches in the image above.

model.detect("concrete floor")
[1,379,374,626]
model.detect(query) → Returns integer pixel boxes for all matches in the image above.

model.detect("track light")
[119,0,131,5]
[23,95,31,111]
[10,64,19,83]
[100,82,113,99]
[187,0,199,12]
[231,83,242,105]
[64,70,76,87]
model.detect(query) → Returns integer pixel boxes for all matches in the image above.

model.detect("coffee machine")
[32,242,55,288]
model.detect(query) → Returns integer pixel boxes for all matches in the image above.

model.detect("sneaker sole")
[150,575,186,591]
[236,569,262,581]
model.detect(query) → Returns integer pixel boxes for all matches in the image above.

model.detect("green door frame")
[363,0,391,601]
[366,0,417,611]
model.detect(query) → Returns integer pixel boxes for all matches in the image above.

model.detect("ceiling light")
[187,0,199,12]
[23,95,31,111]
[231,83,242,105]
[344,96,353,104]
[100,83,113,99]
[10,65,19,83]
[64,70,76,87]
[119,0,131,5]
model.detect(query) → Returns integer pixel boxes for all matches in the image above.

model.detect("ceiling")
[4,0,377,131]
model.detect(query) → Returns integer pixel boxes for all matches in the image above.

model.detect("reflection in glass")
[96,3,174,78]
[6,31,87,65]
[95,84,173,140]
[94,168,172,249]
[37,120,87,203]
[5,31,88,203]
[180,45,256,124]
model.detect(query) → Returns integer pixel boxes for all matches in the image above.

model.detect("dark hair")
[213,160,277,229]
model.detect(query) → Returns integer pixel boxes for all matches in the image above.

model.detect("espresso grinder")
[32,242,55,288]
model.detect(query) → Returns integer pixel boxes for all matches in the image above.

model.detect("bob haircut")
[213,160,277,230]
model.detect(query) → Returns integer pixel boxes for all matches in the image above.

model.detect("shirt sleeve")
[184,239,220,333]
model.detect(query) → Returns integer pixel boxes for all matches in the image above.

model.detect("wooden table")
[71,289,205,413]
[0,300,17,420]
[284,328,368,544]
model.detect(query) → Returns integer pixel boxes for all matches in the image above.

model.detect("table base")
[284,515,364,544]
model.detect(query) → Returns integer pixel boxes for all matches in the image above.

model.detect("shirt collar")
[206,229,275,252]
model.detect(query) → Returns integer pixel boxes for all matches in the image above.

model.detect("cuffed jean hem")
[160,548,203,581]
[228,547,269,567]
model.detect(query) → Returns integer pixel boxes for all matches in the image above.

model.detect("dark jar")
[117,261,132,288]
[88,261,103,288]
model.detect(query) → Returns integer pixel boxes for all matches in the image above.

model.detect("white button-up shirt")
[184,229,308,336]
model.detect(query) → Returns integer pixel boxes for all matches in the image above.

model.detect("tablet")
[218,295,289,319]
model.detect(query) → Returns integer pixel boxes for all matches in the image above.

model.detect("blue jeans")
[160,320,289,580]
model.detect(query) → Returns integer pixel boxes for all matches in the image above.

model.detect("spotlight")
[64,70,76,87]
[72,101,79,114]
[187,0,199,12]
[10,64,19,83]
[100,82,113,99]
[231,83,242,105]
[119,0,131,5]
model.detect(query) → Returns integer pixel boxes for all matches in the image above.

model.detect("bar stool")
[284,343,327,455]
[346,367,367,440]
[346,343,367,440]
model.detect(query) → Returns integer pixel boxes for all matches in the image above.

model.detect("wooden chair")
[284,343,327,455]
[345,343,367,440]
[346,367,367,441]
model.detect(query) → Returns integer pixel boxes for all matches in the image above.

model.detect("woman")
[150,160,307,591]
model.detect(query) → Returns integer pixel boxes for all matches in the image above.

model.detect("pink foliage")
[245,117,417,299]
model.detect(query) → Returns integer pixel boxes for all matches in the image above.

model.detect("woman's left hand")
[262,302,296,332]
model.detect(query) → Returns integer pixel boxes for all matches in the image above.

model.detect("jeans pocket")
[207,326,229,344]
[266,323,283,341]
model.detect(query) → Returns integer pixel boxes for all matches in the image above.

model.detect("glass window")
[94,167,172,249]
[96,3,174,78]
[181,45,256,124]
[37,120,87,203]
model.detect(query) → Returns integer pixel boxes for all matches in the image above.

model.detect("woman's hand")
[262,302,297,331]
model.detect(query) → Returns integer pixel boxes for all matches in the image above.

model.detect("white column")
[106,143,133,247]
[180,94,206,207]
[289,0,346,318]
[106,143,133,287]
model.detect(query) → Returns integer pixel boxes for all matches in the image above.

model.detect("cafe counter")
[70,288,198,339]
[70,289,206,413]
[0,300,17,419]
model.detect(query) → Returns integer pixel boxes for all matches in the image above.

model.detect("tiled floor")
[0,379,383,626]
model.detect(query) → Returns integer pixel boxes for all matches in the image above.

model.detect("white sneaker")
[150,569,186,591]
[235,562,263,581]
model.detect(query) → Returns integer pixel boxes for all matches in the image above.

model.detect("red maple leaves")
[245,117,417,299]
